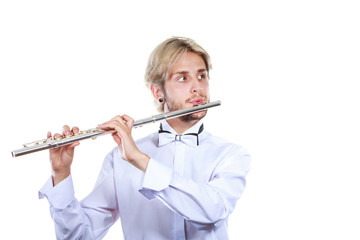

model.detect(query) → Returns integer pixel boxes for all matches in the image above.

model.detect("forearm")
[40,152,119,239]
[50,199,96,239]
[140,155,250,225]
[159,173,246,224]
[40,175,93,239]
[127,152,150,172]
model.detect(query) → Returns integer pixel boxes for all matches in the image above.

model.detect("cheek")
[165,81,188,97]
[203,80,209,88]
[201,80,210,92]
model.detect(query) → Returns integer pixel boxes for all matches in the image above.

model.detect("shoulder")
[204,132,251,174]
[203,132,250,156]
[134,132,158,150]
[135,132,157,144]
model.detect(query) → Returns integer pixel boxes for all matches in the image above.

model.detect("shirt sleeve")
[139,145,251,228]
[39,174,75,209]
[38,151,119,240]
[140,157,173,199]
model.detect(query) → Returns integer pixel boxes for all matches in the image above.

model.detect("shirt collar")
[158,120,205,147]
[159,120,204,135]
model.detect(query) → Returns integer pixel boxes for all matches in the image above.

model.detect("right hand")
[48,125,80,186]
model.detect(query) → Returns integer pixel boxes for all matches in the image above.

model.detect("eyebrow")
[173,68,207,76]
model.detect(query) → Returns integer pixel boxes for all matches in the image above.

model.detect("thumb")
[68,141,80,149]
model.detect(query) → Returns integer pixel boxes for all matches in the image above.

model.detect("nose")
[190,77,203,93]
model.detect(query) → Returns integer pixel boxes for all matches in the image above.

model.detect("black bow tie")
[158,123,204,146]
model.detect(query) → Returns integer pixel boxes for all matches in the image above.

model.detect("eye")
[178,76,186,82]
[197,74,206,80]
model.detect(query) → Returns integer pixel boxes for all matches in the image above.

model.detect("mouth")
[189,98,206,106]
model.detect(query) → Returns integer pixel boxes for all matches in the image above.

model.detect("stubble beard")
[164,93,208,122]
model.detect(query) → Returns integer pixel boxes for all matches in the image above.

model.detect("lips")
[190,98,205,105]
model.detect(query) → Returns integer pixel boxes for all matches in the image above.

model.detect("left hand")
[98,115,149,171]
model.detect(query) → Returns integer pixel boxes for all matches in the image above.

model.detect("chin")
[181,110,207,122]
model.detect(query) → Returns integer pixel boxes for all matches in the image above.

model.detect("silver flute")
[11,100,221,157]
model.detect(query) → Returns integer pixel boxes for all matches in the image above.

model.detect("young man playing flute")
[39,37,251,240]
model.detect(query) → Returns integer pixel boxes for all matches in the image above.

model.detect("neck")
[166,118,200,134]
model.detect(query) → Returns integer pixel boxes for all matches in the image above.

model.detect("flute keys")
[23,138,48,148]
[65,134,73,138]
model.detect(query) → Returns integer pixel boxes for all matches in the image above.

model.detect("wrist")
[139,153,150,172]
[52,169,71,186]
[129,152,150,172]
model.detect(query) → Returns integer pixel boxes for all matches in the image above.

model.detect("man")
[39,37,251,239]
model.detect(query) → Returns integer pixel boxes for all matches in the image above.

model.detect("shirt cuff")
[139,158,172,199]
[38,174,75,209]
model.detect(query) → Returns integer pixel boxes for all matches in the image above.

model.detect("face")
[162,51,210,121]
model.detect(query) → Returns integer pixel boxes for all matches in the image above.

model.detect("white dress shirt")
[39,120,251,240]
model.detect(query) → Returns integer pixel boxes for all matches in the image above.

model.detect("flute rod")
[11,100,221,157]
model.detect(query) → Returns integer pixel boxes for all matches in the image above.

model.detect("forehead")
[169,51,206,74]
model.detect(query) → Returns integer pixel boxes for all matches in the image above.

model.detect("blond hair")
[145,37,212,111]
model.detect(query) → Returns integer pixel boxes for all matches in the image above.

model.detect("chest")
[147,141,223,182]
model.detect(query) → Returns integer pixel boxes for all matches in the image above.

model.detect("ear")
[150,84,164,100]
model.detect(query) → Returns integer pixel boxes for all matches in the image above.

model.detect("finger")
[110,115,122,121]
[111,115,127,126]
[72,126,79,134]
[98,117,124,129]
[63,125,71,136]
[98,117,116,130]
[97,122,116,132]
[53,133,62,139]
[47,131,52,138]
[99,122,121,132]
[121,115,134,128]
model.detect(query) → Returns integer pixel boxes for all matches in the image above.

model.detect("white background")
[1,0,359,239]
